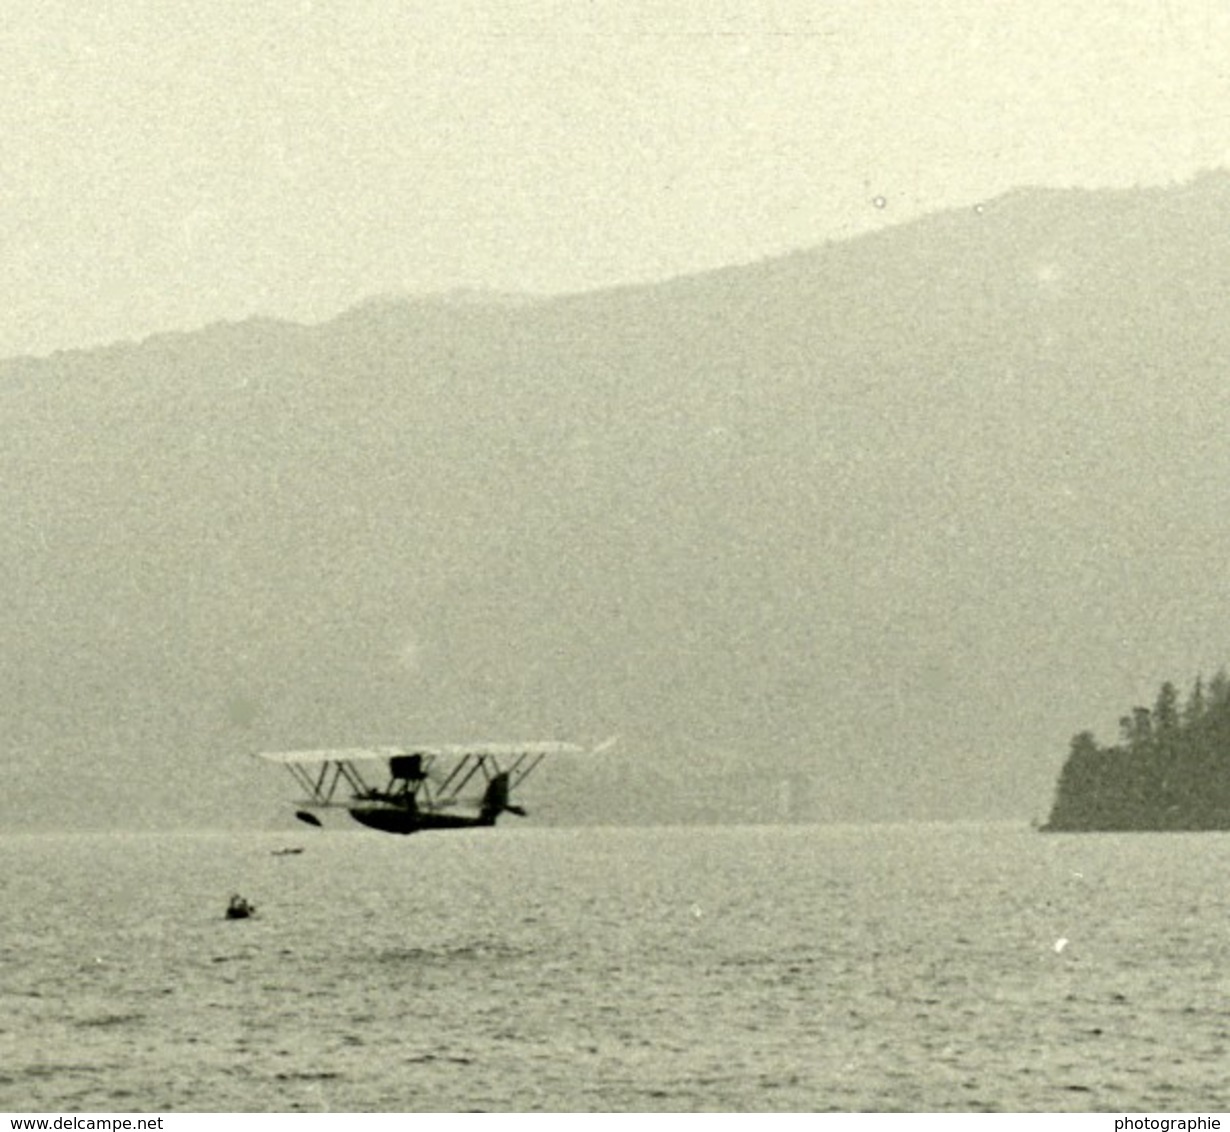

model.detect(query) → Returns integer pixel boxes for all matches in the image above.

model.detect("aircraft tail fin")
[479,772,525,824]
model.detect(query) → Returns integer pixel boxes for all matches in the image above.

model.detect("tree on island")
[1044,669,1230,830]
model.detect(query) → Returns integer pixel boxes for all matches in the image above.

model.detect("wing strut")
[435,753,485,798]
[510,752,546,790]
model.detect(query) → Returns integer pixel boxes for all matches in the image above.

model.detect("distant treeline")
[1045,671,1230,830]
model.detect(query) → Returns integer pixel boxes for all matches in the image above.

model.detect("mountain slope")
[4,173,1230,829]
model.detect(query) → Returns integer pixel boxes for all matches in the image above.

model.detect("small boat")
[225,894,256,920]
[271,847,304,856]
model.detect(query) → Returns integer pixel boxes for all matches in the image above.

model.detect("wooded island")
[1045,672,1230,830]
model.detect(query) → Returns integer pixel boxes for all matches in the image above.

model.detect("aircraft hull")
[346,808,497,835]
[348,808,423,835]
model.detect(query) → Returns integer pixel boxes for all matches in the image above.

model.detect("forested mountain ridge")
[5,173,1230,830]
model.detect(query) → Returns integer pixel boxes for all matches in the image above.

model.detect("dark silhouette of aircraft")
[257,739,614,836]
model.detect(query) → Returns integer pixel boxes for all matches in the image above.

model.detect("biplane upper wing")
[256,737,614,810]
[256,746,414,766]
[255,740,591,765]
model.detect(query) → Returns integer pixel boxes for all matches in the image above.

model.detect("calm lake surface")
[2,822,1229,1112]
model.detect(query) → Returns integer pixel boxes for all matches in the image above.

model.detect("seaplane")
[256,738,614,835]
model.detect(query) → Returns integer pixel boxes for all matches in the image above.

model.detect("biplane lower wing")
[255,738,612,836]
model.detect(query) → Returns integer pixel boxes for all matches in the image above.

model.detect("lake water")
[2,822,1229,1112]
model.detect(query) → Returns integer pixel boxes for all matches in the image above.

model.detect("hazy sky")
[4,0,1228,358]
